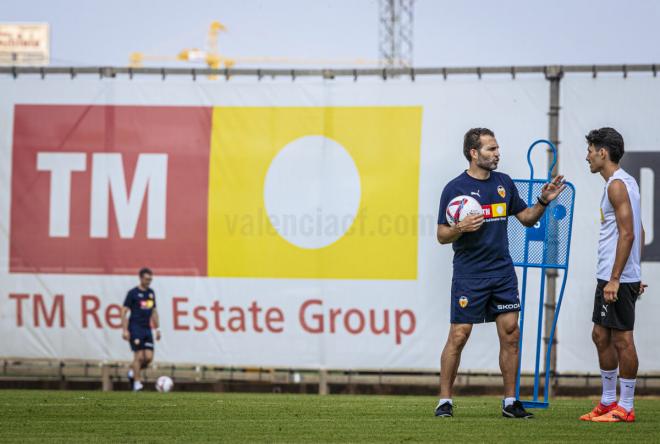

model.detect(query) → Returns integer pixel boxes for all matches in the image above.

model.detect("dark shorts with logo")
[450,273,521,324]
[129,328,154,352]
[592,279,640,331]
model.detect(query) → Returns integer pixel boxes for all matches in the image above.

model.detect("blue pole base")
[521,400,550,409]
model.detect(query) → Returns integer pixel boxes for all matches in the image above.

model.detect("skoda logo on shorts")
[459,296,469,308]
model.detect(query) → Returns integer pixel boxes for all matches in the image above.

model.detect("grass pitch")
[1,390,659,442]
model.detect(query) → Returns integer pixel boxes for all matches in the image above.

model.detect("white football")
[156,376,174,393]
[445,195,483,226]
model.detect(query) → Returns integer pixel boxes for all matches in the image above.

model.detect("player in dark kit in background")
[435,128,566,418]
[121,268,161,391]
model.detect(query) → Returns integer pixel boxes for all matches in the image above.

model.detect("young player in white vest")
[581,127,646,423]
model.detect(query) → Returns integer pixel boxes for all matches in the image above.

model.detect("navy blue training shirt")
[438,171,528,278]
[123,287,156,330]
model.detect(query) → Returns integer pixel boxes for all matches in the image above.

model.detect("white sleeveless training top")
[596,168,642,283]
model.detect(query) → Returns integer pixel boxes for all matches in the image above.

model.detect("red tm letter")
[33,294,65,327]
[9,294,29,326]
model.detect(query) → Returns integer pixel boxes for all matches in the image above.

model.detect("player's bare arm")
[640,226,647,295]
[151,308,161,341]
[515,175,567,227]
[121,307,130,341]
[603,179,635,303]
[437,214,484,244]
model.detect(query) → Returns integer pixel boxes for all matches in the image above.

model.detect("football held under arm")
[436,181,485,244]
[436,214,484,244]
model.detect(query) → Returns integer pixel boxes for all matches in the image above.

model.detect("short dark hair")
[463,128,495,161]
[139,267,153,277]
[585,127,624,163]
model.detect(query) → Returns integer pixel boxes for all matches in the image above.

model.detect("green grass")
[1,390,659,443]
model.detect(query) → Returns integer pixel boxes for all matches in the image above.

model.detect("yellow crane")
[130,21,234,69]
[130,21,382,73]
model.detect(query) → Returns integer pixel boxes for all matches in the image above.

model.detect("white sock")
[600,368,618,405]
[133,380,143,391]
[618,378,636,412]
[437,398,452,407]
[503,397,516,407]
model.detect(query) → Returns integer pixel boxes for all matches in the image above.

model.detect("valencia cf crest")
[459,296,469,308]
[497,185,506,198]
[134,339,140,345]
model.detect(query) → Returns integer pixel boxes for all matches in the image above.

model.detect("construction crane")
[130,21,234,69]
[130,21,383,71]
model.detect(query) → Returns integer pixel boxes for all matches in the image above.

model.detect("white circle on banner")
[264,135,361,249]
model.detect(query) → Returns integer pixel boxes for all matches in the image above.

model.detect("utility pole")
[379,0,414,67]
[544,65,563,397]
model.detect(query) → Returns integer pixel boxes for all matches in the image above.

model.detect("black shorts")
[592,279,640,331]
[129,329,154,352]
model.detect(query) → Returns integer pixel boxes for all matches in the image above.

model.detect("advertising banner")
[6,76,651,372]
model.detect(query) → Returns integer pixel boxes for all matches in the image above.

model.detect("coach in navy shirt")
[434,128,566,419]
[121,267,160,391]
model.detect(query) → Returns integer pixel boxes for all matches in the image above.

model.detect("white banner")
[0,23,50,66]
[1,75,655,372]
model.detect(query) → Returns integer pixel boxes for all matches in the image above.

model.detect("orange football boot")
[591,405,635,423]
[579,402,618,421]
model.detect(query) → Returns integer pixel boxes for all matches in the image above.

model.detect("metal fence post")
[101,362,113,392]
[544,65,563,397]
[318,369,329,395]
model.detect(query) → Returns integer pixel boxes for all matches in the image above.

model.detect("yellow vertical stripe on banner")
[207,107,422,279]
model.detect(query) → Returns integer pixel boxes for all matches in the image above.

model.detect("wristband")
[537,196,549,207]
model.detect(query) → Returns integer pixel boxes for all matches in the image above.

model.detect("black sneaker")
[502,400,534,419]
[434,401,453,417]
